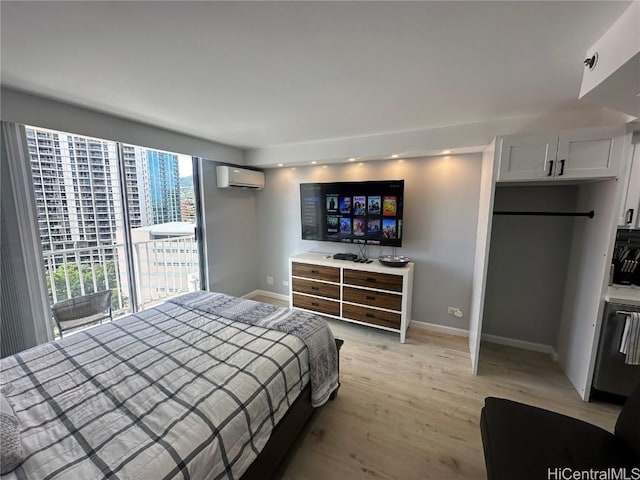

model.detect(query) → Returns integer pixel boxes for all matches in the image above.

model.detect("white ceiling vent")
[216,166,265,190]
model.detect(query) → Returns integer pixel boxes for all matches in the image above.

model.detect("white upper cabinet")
[579,2,640,118]
[557,127,625,179]
[497,126,626,182]
[619,139,640,229]
[497,134,558,181]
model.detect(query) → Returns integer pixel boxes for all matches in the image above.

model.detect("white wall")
[200,160,259,297]
[255,155,482,329]
[557,179,620,400]
[1,88,245,164]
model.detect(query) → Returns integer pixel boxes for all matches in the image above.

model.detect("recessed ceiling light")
[277,163,283,167]
[442,150,451,154]
[311,161,318,165]
[348,157,356,162]
[391,154,399,159]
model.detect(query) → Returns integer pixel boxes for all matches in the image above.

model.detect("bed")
[0,292,341,480]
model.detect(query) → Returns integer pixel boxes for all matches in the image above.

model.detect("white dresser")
[289,252,414,343]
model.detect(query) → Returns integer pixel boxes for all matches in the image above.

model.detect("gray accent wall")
[482,185,578,347]
[255,155,483,329]
[200,160,259,297]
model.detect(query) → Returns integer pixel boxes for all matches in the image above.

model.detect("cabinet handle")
[366,313,375,318]
[366,295,376,300]
[311,302,319,307]
[366,277,377,283]
[547,160,554,177]
[626,209,635,225]
[311,269,320,274]
[559,159,565,176]
[311,286,319,291]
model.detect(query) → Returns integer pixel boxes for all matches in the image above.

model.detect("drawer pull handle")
[311,269,320,274]
[312,302,319,307]
[366,313,375,318]
[366,295,376,300]
[366,277,377,283]
[311,286,319,291]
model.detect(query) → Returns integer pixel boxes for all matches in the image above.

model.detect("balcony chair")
[51,290,113,338]
[480,383,640,480]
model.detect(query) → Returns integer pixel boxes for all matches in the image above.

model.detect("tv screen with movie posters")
[300,180,404,247]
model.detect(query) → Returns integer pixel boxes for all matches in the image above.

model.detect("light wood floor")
[250,294,621,480]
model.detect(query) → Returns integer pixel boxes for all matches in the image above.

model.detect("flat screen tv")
[300,180,404,247]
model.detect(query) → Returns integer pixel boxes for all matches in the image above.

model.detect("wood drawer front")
[292,278,340,300]
[342,304,401,330]
[292,262,340,283]
[343,269,403,292]
[343,286,402,311]
[293,294,340,316]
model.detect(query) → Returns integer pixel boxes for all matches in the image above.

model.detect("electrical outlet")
[282,280,289,287]
[266,276,274,285]
[448,306,463,318]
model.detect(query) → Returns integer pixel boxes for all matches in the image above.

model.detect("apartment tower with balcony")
[27,127,121,256]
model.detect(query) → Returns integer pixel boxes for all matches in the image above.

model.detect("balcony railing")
[131,235,199,308]
[42,235,199,320]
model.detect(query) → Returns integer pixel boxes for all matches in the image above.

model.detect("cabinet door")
[497,134,559,182]
[556,127,624,179]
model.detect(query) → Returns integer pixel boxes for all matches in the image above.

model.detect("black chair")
[51,290,113,338]
[480,384,640,480]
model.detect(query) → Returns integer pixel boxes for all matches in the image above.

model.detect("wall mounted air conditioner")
[216,166,265,190]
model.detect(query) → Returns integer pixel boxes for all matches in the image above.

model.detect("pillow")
[0,388,23,474]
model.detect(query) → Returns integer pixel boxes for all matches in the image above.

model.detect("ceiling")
[0,1,631,150]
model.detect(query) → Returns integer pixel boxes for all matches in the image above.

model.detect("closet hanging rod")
[493,210,595,218]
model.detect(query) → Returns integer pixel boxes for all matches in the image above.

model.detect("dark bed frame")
[240,338,343,480]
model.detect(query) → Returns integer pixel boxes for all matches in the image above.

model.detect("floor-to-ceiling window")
[25,125,203,329]
[119,143,200,310]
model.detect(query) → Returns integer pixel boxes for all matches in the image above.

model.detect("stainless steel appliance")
[592,302,640,399]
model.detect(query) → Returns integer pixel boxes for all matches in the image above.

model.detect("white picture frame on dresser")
[289,252,414,343]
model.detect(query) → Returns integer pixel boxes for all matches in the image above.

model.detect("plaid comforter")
[170,292,339,407]
[0,299,311,480]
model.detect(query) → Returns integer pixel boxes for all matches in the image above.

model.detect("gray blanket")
[169,292,339,407]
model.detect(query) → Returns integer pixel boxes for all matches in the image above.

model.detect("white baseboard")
[243,294,559,362]
[410,320,469,337]
[243,289,290,302]
[481,333,557,360]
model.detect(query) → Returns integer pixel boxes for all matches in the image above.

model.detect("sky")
[178,154,192,178]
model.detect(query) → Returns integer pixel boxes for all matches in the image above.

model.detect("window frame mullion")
[115,142,139,312]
